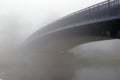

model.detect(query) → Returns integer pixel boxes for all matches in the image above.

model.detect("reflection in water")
[69,39,120,80]
[75,67,120,80]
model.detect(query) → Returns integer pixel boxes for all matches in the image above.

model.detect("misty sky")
[0,0,106,41]
[0,1,120,80]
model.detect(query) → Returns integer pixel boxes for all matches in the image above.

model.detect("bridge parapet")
[29,0,120,40]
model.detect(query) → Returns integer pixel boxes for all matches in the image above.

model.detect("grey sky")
[0,1,120,80]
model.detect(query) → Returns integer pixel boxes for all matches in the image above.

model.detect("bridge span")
[22,0,120,80]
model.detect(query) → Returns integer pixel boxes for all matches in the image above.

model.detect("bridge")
[28,0,120,40]
[22,0,120,80]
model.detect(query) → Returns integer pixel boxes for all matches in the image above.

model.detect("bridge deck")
[28,0,120,41]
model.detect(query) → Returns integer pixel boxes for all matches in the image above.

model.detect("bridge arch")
[22,0,120,80]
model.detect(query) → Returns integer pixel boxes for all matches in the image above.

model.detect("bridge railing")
[79,0,113,12]
[62,0,120,26]
[31,0,120,38]
[46,0,120,33]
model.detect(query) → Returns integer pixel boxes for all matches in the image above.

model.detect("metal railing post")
[108,0,111,16]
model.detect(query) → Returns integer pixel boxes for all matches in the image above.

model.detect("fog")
[0,0,115,80]
[70,39,120,80]
[0,0,105,41]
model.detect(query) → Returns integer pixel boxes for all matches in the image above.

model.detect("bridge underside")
[25,18,120,52]
[22,18,120,80]
[21,0,120,79]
